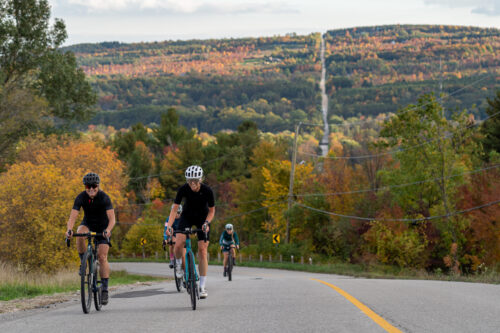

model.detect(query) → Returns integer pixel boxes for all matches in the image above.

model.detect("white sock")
[200,276,206,289]
[176,258,182,265]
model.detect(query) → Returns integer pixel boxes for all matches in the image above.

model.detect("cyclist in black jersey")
[65,172,115,305]
[166,165,215,299]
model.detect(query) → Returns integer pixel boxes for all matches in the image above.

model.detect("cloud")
[51,0,298,16]
[423,0,500,16]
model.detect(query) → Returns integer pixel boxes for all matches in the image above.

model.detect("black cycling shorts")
[176,215,210,242]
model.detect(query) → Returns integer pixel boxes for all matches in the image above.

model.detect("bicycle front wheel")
[80,252,92,314]
[94,261,102,311]
[228,250,233,281]
[187,252,197,310]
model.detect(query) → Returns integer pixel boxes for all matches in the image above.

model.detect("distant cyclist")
[220,223,239,277]
[166,165,215,299]
[65,172,115,305]
[163,204,183,268]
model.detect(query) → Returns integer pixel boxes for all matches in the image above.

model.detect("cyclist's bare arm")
[66,209,79,238]
[105,209,115,235]
[206,206,215,223]
[166,204,180,235]
[203,206,215,232]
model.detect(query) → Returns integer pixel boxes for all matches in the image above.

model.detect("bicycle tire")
[173,263,182,292]
[187,251,196,310]
[94,261,102,311]
[80,252,92,314]
[228,250,233,281]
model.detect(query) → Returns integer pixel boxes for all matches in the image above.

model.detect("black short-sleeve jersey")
[174,183,215,220]
[73,190,113,230]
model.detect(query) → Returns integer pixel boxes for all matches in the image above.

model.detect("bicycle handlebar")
[174,228,208,243]
[65,232,108,248]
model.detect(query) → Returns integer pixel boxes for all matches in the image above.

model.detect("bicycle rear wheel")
[187,252,196,310]
[80,252,92,313]
[228,250,233,281]
[94,261,102,311]
[173,263,182,292]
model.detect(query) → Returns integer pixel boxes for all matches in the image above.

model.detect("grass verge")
[0,261,164,301]
[109,257,500,284]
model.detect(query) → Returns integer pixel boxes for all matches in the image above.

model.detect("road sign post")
[140,238,147,258]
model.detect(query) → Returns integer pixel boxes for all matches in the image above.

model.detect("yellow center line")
[311,278,402,333]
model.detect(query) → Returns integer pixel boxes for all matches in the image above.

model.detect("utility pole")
[286,122,301,244]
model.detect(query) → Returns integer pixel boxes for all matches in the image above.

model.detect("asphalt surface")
[1,263,499,333]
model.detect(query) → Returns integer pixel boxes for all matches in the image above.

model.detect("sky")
[48,0,500,46]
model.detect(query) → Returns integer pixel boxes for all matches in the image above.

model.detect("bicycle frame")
[184,234,199,284]
[174,227,206,310]
[87,237,100,295]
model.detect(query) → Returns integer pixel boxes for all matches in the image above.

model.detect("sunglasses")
[187,179,201,185]
[85,184,98,189]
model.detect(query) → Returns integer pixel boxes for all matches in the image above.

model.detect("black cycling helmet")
[83,172,100,185]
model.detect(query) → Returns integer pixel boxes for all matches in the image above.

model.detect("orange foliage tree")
[0,135,127,272]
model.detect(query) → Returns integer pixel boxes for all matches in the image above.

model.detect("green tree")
[0,85,49,169]
[127,141,154,203]
[480,90,500,161]
[379,93,478,273]
[0,0,96,165]
[0,0,95,119]
[152,108,194,149]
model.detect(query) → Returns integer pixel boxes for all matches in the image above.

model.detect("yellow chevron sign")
[273,234,280,244]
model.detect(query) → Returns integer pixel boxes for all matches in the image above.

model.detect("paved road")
[1,263,499,333]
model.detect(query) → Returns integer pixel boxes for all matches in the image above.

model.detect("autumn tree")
[262,159,314,242]
[122,217,163,257]
[0,135,127,272]
[0,163,78,272]
[379,93,479,272]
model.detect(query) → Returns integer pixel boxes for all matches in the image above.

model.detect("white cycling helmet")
[225,223,233,230]
[185,165,203,179]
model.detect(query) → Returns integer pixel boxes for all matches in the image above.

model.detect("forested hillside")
[67,25,499,132]
[2,0,499,277]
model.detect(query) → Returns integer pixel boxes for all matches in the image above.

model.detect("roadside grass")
[0,262,164,301]
[109,257,500,284]
[229,261,500,284]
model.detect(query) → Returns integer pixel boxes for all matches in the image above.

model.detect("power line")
[115,200,285,226]
[218,200,287,221]
[298,74,493,131]
[115,163,499,212]
[329,74,494,128]
[127,140,263,182]
[299,110,500,160]
[295,164,500,198]
[294,199,500,222]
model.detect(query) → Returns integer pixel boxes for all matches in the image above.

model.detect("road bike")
[174,227,205,310]
[222,244,236,281]
[66,232,106,314]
